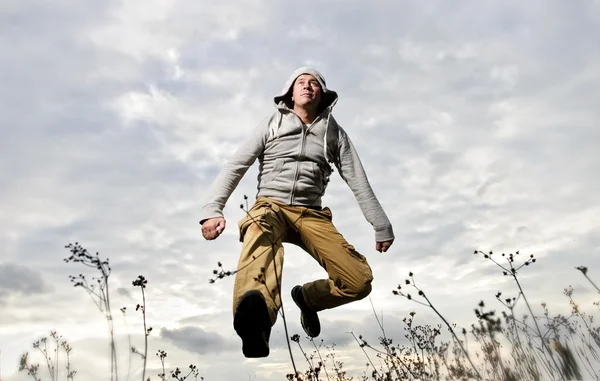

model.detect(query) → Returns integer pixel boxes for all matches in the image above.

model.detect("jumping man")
[200,67,394,358]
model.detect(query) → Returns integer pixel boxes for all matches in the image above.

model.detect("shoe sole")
[291,286,321,338]
[233,290,271,358]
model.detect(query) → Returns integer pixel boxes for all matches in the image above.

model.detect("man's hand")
[202,217,226,240]
[376,239,394,253]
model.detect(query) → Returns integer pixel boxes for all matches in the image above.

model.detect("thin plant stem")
[54,334,59,381]
[420,292,482,379]
[295,340,316,377]
[349,331,379,379]
[105,279,118,381]
[512,274,562,378]
[368,297,404,380]
[272,241,299,379]
[141,285,148,381]
[121,308,133,381]
[311,339,331,381]
[576,267,600,293]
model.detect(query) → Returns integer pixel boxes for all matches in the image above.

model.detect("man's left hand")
[376,239,394,253]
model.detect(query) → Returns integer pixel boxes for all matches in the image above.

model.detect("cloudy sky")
[1,0,599,380]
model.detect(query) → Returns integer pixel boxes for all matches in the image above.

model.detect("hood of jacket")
[273,67,338,113]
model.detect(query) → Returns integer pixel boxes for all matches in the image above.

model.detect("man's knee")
[352,281,372,300]
[335,277,372,300]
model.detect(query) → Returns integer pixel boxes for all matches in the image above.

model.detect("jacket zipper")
[290,123,306,205]
[290,114,322,205]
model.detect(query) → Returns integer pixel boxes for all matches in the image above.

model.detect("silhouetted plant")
[61,243,203,381]
[18,331,76,381]
[392,272,481,379]
[132,275,151,381]
[64,242,118,381]
[16,239,600,381]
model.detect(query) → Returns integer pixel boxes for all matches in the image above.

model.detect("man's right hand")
[201,217,226,240]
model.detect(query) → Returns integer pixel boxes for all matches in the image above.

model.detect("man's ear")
[285,87,294,106]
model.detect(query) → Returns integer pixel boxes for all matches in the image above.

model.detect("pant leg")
[280,204,374,312]
[232,197,289,325]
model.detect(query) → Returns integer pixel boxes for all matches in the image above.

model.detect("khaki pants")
[232,197,374,324]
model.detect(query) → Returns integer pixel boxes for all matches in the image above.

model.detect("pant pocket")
[343,243,366,262]
[315,207,333,221]
[343,243,374,283]
[238,207,267,242]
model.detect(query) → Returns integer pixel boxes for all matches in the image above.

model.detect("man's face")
[291,74,322,108]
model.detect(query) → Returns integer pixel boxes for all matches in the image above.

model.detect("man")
[200,67,394,358]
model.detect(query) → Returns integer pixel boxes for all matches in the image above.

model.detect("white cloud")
[2,0,599,380]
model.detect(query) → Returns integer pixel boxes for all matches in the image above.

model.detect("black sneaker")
[233,290,272,358]
[291,285,321,338]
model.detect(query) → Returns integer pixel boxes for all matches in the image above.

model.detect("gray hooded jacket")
[200,67,394,242]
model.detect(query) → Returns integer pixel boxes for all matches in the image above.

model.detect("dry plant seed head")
[576,266,588,275]
[132,275,148,288]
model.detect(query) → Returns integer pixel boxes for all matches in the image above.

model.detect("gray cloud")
[0,263,49,301]
[116,287,133,300]
[160,326,234,354]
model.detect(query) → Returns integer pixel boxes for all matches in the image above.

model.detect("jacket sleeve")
[199,116,270,225]
[335,127,395,242]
